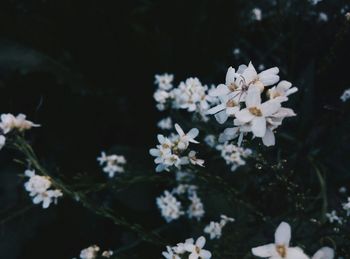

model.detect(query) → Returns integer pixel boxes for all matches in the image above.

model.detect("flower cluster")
[157,117,173,130]
[76,245,113,259]
[149,123,203,172]
[162,236,211,259]
[156,184,204,222]
[252,222,334,259]
[24,170,63,209]
[97,152,126,178]
[207,62,297,146]
[153,73,217,120]
[216,142,252,172]
[0,113,40,150]
[204,214,234,240]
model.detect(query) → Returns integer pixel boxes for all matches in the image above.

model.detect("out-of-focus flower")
[80,245,100,259]
[155,73,174,91]
[204,214,234,240]
[156,190,184,222]
[311,247,334,259]
[187,192,205,221]
[157,117,173,130]
[342,197,350,216]
[0,113,40,134]
[97,152,126,178]
[216,142,252,172]
[318,12,328,22]
[252,8,262,21]
[252,222,309,259]
[340,88,350,102]
[162,246,180,259]
[184,236,212,259]
[326,210,343,224]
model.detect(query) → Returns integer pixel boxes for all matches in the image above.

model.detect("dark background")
[0,0,349,258]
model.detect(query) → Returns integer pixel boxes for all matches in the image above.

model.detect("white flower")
[233,48,240,56]
[101,250,114,258]
[216,142,251,172]
[24,169,62,209]
[251,222,309,259]
[204,221,222,240]
[342,197,350,216]
[204,134,216,147]
[80,245,100,259]
[188,151,205,167]
[346,12,350,21]
[252,8,262,21]
[340,88,350,102]
[0,113,40,134]
[156,190,184,222]
[326,210,343,224]
[311,247,334,259]
[174,123,199,150]
[185,236,212,259]
[235,88,281,138]
[173,238,194,254]
[158,117,173,130]
[155,73,174,91]
[187,192,205,221]
[268,81,298,101]
[162,246,180,259]
[97,152,126,178]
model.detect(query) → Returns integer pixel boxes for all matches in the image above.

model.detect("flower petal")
[312,247,334,259]
[209,84,229,97]
[200,249,212,259]
[251,117,266,137]
[251,244,275,257]
[175,123,184,136]
[275,222,291,247]
[261,100,281,117]
[214,111,229,124]
[246,88,261,107]
[235,109,255,123]
[262,128,275,147]
[196,236,206,248]
[225,67,236,85]
[206,104,225,115]
[286,247,309,259]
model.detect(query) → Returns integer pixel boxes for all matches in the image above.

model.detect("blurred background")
[0,0,349,258]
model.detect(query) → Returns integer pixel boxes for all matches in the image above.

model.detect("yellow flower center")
[276,245,287,258]
[226,99,237,107]
[248,107,262,116]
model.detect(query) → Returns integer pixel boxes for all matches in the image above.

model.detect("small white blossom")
[252,8,262,21]
[340,88,350,102]
[216,142,252,172]
[97,152,126,178]
[204,214,234,240]
[252,222,309,259]
[24,169,63,209]
[187,192,205,221]
[188,151,205,167]
[80,245,100,259]
[156,190,184,222]
[326,210,343,224]
[157,117,173,130]
[162,246,180,259]
[185,236,212,259]
[342,197,350,216]
[173,238,194,254]
[155,73,174,91]
[101,250,114,258]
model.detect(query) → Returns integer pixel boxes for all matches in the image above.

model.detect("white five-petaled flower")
[268,81,298,102]
[155,73,174,91]
[185,236,212,259]
[252,222,309,259]
[326,210,343,224]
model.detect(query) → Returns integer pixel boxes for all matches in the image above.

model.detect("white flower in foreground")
[174,123,199,150]
[326,210,343,224]
[0,113,40,134]
[158,117,173,130]
[252,222,309,259]
[252,8,262,21]
[185,236,212,259]
[24,169,63,209]
[156,190,184,222]
[311,247,334,259]
[155,73,174,91]
[235,88,281,138]
[342,197,350,216]
[340,88,350,102]
[162,246,181,259]
[97,152,126,178]
[173,238,194,254]
[80,245,100,259]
